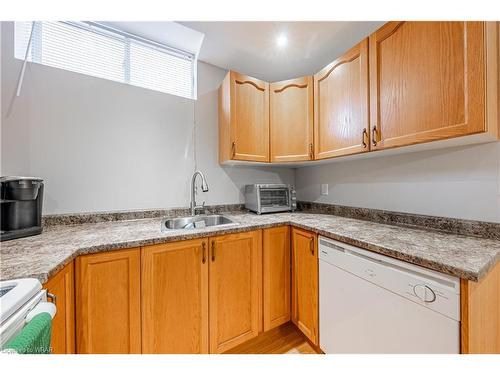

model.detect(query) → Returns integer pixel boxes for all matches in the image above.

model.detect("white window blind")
[14,21,197,99]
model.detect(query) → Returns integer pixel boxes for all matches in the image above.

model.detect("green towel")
[4,312,52,354]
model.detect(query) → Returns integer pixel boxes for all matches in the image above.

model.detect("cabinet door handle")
[202,242,207,264]
[231,141,236,157]
[372,126,378,146]
[362,128,368,148]
[211,240,216,262]
[309,143,314,159]
[309,238,314,256]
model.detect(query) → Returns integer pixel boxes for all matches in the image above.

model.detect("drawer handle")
[310,239,314,256]
[211,240,216,262]
[362,128,368,148]
[372,126,378,146]
[202,242,207,264]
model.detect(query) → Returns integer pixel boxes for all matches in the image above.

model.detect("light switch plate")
[321,184,328,196]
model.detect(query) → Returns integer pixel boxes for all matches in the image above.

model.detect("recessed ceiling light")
[276,34,288,49]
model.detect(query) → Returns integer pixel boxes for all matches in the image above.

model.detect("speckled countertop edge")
[1,212,499,284]
[293,224,500,282]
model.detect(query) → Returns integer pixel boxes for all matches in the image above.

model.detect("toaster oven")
[244,184,296,214]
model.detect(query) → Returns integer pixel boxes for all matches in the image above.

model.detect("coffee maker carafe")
[0,177,44,241]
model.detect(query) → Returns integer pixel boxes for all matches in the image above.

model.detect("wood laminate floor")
[223,322,321,354]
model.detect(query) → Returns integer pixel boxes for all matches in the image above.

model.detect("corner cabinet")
[369,21,499,150]
[219,71,270,163]
[75,248,141,354]
[142,239,209,354]
[209,230,262,353]
[270,77,314,162]
[291,228,318,345]
[43,261,75,354]
[314,39,370,159]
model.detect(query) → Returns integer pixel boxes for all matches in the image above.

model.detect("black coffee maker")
[0,177,44,241]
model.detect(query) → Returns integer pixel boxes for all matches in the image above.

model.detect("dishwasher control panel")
[319,237,461,321]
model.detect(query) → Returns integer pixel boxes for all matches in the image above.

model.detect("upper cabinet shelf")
[218,22,499,166]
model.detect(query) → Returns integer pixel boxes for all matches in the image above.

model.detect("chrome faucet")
[190,171,209,216]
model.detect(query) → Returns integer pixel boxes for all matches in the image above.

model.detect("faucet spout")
[190,171,209,216]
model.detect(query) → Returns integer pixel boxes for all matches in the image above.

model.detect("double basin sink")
[162,214,237,231]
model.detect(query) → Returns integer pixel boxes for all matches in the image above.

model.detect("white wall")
[3,21,499,222]
[0,22,294,215]
[295,142,500,222]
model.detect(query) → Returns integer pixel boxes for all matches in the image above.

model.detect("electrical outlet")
[321,184,328,196]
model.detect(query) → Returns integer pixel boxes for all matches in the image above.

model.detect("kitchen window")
[14,21,197,99]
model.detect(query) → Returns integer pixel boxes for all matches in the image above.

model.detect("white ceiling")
[180,21,386,82]
[101,21,386,82]
[102,21,205,56]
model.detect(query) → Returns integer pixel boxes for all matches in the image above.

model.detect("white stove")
[0,278,56,347]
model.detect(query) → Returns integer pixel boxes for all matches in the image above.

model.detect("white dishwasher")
[319,236,460,354]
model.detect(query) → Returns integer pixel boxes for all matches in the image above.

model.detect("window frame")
[14,21,198,99]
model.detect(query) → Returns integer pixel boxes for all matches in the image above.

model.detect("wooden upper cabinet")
[270,77,314,162]
[263,226,291,331]
[141,239,209,354]
[219,71,270,163]
[43,261,75,354]
[314,39,370,159]
[369,21,496,150]
[76,248,141,354]
[291,228,318,345]
[209,230,262,353]
[218,23,498,164]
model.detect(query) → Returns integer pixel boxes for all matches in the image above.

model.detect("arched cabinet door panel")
[270,76,314,162]
[314,39,370,159]
[219,71,269,163]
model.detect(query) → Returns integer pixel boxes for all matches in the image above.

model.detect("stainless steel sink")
[162,215,236,230]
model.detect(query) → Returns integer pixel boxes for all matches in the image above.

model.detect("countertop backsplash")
[40,201,500,241]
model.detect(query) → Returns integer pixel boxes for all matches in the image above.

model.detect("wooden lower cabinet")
[43,261,75,354]
[49,225,500,354]
[75,248,141,354]
[141,239,209,354]
[291,228,319,345]
[263,226,291,331]
[461,260,500,353]
[209,230,262,353]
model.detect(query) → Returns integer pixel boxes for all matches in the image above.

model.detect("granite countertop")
[1,212,499,283]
